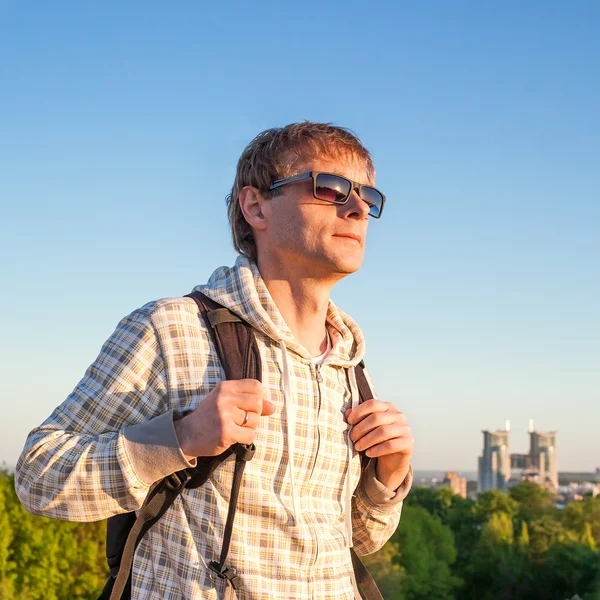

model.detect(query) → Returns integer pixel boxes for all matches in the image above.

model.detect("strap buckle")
[231,442,255,462]
[208,561,243,590]
[164,469,192,492]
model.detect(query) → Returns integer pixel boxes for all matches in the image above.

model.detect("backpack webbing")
[100,291,384,600]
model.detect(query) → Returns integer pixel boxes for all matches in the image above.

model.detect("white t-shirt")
[311,331,332,365]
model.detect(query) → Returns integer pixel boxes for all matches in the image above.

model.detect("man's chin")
[328,255,363,277]
[291,250,364,279]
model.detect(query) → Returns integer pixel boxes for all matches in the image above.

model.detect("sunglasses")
[268,171,386,218]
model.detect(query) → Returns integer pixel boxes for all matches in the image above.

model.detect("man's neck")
[257,258,334,357]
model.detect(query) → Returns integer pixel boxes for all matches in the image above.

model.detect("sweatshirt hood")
[192,255,365,367]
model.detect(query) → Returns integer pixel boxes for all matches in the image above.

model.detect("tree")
[361,540,407,600]
[535,543,600,600]
[475,489,519,522]
[563,498,600,546]
[462,510,534,600]
[509,482,556,522]
[391,505,462,600]
[0,472,17,599]
[0,470,107,599]
[528,515,578,560]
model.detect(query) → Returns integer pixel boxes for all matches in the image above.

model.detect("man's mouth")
[334,233,362,244]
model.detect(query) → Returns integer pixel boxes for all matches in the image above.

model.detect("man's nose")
[343,189,371,219]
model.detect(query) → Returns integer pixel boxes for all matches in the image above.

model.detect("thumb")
[261,399,276,416]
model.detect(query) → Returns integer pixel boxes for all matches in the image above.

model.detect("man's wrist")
[375,460,411,492]
[174,416,195,461]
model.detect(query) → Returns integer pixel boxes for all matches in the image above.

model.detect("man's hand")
[174,379,276,459]
[345,399,414,491]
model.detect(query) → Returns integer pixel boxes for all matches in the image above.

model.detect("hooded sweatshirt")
[16,257,412,600]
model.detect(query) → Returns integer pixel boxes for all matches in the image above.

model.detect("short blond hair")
[226,122,375,261]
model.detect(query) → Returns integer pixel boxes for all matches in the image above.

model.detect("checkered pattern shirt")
[16,257,411,599]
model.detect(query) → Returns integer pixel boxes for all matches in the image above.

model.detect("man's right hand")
[174,379,275,459]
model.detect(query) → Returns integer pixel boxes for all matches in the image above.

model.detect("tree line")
[363,480,600,599]
[2,468,600,599]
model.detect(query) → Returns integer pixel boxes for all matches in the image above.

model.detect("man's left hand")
[345,399,414,491]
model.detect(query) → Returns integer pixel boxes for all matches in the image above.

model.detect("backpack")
[99,291,384,600]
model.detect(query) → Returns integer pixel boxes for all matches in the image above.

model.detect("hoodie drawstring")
[347,366,362,599]
[279,340,301,525]
[346,366,361,548]
[279,340,360,550]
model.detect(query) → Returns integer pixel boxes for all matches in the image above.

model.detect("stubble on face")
[262,156,372,281]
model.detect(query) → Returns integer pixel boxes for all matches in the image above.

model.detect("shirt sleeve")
[349,366,413,554]
[351,461,413,555]
[15,308,194,522]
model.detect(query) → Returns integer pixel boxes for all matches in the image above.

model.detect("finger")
[223,378,263,395]
[234,407,259,430]
[346,399,398,425]
[363,435,415,459]
[354,423,411,452]
[350,411,407,442]
[233,402,275,429]
[350,411,400,442]
[233,424,257,446]
[261,399,276,416]
[232,390,267,412]
[232,394,276,416]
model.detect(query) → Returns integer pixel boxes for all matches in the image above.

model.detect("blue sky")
[1,1,598,471]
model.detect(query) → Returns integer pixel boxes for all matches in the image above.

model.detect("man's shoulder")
[138,295,198,316]
[132,295,205,332]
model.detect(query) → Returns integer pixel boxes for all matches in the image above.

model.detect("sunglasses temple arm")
[269,172,312,190]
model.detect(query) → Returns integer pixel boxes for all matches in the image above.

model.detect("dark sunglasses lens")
[315,173,351,204]
[360,186,384,217]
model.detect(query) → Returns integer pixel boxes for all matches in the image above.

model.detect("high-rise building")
[478,420,559,494]
[478,429,511,492]
[529,430,558,491]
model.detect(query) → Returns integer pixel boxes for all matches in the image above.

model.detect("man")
[16,122,414,599]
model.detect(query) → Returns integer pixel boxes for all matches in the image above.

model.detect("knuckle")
[382,424,395,437]
[380,439,393,451]
[214,393,229,411]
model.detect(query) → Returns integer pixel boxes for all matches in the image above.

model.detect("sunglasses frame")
[268,171,386,218]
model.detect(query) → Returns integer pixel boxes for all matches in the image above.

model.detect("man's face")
[260,157,372,279]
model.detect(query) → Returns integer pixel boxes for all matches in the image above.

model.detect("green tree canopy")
[0,469,107,600]
[390,504,463,600]
[509,481,556,522]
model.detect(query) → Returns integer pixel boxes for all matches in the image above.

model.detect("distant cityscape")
[415,420,600,505]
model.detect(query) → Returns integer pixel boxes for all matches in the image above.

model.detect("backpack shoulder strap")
[186,291,261,588]
[354,360,374,474]
[354,360,373,405]
[105,292,261,600]
[350,360,386,600]
[188,290,262,384]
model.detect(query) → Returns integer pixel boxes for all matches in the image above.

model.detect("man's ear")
[239,186,267,231]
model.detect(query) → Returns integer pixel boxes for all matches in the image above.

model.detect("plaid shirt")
[16,257,411,599]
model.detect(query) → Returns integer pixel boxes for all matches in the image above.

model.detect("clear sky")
[1,1,598,472]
